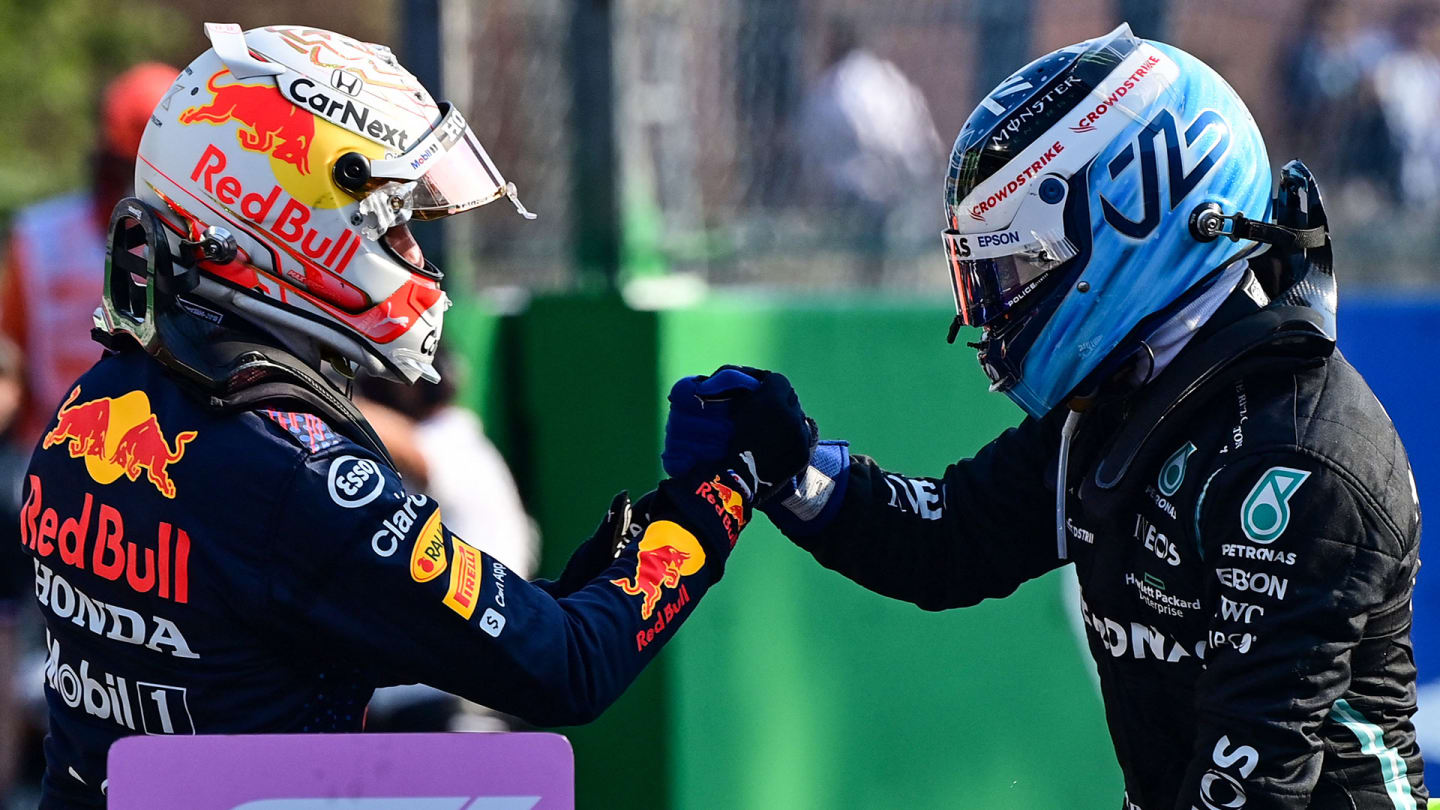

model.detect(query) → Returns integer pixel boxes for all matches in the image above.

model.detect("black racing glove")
[535,489,654,598]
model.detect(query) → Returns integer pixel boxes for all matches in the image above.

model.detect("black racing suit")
[23,345,744,808]
[768,282,1427,809]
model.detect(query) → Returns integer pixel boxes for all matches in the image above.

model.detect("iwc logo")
[1240,467,1311,544]
[1158,441,1197,497]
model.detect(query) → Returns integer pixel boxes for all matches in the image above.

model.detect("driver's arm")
[260,443,745,727]
[770,412,1070,610]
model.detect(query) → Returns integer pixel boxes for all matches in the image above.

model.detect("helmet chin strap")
[190,277,392,380]
[1190,203,1326,252]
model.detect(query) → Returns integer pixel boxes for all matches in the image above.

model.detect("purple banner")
[106,732,573,809]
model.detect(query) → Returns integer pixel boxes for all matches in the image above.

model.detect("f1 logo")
[330,69,364,97]
[1098,108,1230,239]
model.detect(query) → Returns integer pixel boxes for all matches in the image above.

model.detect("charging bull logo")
[43,388,197,499]
[611,520,706,620]
[181,70,316,175]
[696,475,747,547]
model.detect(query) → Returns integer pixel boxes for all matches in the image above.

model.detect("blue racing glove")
[662,366,817,504]
[661,368,761,478]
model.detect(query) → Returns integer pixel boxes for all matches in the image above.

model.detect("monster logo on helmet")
[941,24,1323,418]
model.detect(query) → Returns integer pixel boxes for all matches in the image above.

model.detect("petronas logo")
[1240,467,1311,544]
[1157,441,1197,497]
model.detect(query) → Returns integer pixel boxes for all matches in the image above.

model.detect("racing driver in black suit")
[664,26,1426,810]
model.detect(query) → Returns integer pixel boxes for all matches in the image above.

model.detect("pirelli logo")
[443,539,483,619]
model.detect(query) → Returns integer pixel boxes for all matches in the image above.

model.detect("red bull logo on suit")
[43,388,197,499]
[611,520,706,626]
[696,475,747,546]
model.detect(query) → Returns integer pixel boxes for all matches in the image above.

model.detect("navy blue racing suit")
[23,347,738,808]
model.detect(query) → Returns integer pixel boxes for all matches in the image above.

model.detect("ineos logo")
[1098,107,1231,239]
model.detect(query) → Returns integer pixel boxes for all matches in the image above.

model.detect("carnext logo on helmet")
[285,77,412,151]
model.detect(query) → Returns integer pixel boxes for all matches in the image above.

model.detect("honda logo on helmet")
[1098,108,1230,239]
[330,68,364,97]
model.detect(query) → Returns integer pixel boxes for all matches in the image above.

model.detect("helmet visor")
[366,102,515,220]
[942,226,1077,327]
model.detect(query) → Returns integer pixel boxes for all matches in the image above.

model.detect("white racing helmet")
[132,23,532,383]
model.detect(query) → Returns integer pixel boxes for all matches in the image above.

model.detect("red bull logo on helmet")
[181,70,316,174]
[611,520,706,622]
[43,388,197,499]
[189,144,362,273]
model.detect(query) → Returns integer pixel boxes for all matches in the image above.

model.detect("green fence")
[457,292,1122,809]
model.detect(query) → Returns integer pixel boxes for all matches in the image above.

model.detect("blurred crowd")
[1278,0,1440,283]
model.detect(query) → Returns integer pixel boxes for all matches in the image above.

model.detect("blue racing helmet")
[942,24,1274,417]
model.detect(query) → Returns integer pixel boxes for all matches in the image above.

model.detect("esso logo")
[327,455,386,508]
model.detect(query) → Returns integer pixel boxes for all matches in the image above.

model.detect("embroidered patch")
[263,409,341,452]
[1240,466,1311,544]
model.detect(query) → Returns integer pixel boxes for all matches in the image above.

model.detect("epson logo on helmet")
[976,231,1021,248]
[285,77,413,151]
[949,230,1025,257]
